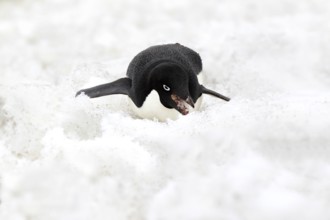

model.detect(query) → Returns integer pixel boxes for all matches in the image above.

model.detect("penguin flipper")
[76,78,131,98]
[201,85,230,101]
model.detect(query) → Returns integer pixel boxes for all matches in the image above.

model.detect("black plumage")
[76,43,230,117]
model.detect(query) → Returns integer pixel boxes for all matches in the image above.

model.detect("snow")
[1,0,330,219]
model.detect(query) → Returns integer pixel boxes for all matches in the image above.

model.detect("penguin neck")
[129,86,151,108]
[129,72,154,108]
[129,60,170,107]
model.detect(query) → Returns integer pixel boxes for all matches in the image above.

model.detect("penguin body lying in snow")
[76,43,230,121]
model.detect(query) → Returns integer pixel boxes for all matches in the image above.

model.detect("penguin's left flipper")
[76,78,131,98]
[201,85,230,102]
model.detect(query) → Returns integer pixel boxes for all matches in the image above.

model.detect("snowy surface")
[1,0,330,219]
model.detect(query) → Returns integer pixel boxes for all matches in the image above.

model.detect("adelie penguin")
[76,43,230,121]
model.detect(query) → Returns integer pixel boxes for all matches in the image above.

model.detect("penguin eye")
[163,84,171,92]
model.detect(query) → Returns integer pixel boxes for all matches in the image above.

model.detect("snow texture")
[1,0,330,219]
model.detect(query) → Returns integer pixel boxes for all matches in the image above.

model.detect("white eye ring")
[163,84,170,92]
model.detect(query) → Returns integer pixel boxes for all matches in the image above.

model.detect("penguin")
[76,43,230,121]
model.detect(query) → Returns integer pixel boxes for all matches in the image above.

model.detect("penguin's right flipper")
[76,78,131,98]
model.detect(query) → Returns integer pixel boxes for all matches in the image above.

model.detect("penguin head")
[149,62,195,115]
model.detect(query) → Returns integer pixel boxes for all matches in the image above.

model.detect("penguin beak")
[171,94,195,115]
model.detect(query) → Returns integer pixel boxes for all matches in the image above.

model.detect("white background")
[1,0,330,219]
